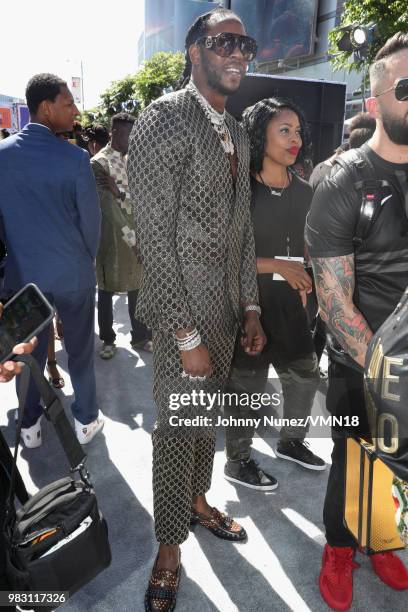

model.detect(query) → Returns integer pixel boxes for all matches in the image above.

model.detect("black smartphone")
[0,283,54,363]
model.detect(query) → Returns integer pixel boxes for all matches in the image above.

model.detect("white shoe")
[74,417,104,444]
[21,416,43,448]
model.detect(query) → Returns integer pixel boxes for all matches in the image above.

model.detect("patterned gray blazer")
[127,84,259,334]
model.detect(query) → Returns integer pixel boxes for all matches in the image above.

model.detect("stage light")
[351,24,376,49]
[337,28,353,52]
[351,26,368,47]
[336,22,377,56]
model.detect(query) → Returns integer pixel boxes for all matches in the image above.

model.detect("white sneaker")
[21,416,43,448]
[74,417,104,444]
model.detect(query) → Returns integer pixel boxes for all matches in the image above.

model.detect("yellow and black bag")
[364,286,408,482]
[344,437,404,554]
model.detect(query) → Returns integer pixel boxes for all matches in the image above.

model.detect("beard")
[200,50,242,96]
[381,108,408,145]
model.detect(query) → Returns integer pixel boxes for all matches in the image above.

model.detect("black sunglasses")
[374,77,408,101]
[196,32,257,62]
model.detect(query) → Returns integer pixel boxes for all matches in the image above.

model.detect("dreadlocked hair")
[175,7,242,90]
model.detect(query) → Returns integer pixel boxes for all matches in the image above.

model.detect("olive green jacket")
[91,158,142,292]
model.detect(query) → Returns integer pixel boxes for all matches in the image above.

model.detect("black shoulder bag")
[3,355,111,601]
[326,149,394,373]
[333,148,392,247]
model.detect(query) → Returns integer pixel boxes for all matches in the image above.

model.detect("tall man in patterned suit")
[128,7,265,611]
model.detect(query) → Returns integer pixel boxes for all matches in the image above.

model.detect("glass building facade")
[142,0,319,64]
[231,0,318,62]
[144,0,219,61]
[141,1,361,118]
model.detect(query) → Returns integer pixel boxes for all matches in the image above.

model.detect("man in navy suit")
[0,73,104,447]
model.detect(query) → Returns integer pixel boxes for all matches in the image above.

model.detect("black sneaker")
[224,458,278,491]
[275,440,326,471]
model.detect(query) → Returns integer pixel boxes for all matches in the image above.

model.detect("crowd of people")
[1,5,408,612]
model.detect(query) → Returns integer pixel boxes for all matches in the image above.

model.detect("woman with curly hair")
[224,97,325,490]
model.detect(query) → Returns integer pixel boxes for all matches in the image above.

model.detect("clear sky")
[0,0,144,109]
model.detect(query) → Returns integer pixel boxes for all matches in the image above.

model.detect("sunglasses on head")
[374,77,408,101]
[196,32,257,62]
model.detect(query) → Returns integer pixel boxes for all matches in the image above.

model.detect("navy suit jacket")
[0,123,101,293]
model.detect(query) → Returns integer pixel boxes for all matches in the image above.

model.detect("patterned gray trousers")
[152,323,236,544]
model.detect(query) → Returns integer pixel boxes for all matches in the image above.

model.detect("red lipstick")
[288,147,300,156]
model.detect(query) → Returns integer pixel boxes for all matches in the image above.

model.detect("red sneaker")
[370,551,408,590]
[319,544,359,611]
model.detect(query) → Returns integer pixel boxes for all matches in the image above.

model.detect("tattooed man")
[306,33,408,611]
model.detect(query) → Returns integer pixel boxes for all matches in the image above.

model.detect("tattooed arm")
[311,254,373,367]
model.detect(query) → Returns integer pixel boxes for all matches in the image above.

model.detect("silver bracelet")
[177,329,199,346]
[176,328,198,343]
[178,333,201,351]
[244,304,261,316]
[176,328,201,350]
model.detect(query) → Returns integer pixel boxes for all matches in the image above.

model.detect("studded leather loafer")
[190,506,247,541]
[145,551,181,612]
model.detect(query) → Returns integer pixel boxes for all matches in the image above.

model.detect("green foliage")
[79,109,109,128]
[99,74,139,118]
[134,51,185,108]
[329,0,408,73]
[85,51,185,124]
